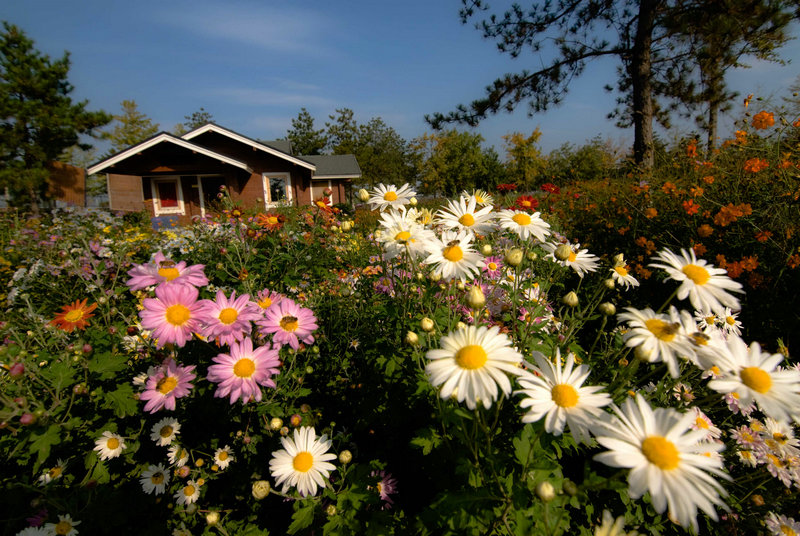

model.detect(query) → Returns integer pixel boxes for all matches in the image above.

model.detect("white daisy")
[269,426,337,497]
[150,417,180,447]
[707,337,800,423]
[426,324,523,410]
[689,407,722,441]
[765,512,800,536]
[15,528,47,536]
[650,248,743,316]
[214,445,234,470]
[617,307,696,378]
[515,350,611,444]
[93,431,126,461]
[377,207,434,261]
[43,514,80,536]
[718,307,743,336]
[763,418,800,457]
[694,309,719,331]
[423,230,483,282]
[541,241,599,278]
[174,479,201,505]
[435,196,495,236]
[367,183,415,211]
[593,395,730,532]
[38,459,66,485]
[140,463,170,495]
[168,445,189,467]
[496,209,551,242]
[609,260,639,290]
[460,188,494,207]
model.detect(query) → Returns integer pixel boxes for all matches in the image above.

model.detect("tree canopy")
[287,107,326,155]
[102,100,159,154]
[0,22,109,211]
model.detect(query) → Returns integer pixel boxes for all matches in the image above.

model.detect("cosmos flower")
[139,359,196,413]
[126,251,208,291]
[197,290,262,346]
[50,299,98,332]
[206,338,281,404]
[139,284,203,348]
[257,299,318,350]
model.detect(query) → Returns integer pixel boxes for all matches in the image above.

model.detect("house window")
[150,177,185,215]
[262,173,292,206]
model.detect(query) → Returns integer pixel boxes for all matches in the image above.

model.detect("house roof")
[87,132,253,175]
[301,154,362,179]
[260,139,293,155]
[182,123,315,171]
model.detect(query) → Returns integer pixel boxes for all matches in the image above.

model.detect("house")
[86,123,361,224]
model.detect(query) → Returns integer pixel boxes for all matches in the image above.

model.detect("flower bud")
[326,504,337,516]
[358,188,370,202]
[338,450,353,464]
[634,345,654,362]
[603,278,616,289]
[466,286,486,309]
[456,321,467,330]
[536,481,556,502]
[598,302,616,316]
[8,362,24,377]
[269,417,283,430]
[252,480,271,500]
[409,197,418,207]
[562,291,579,307]
[430,272,441,282]
[405,331,419,346]
[751,494,764,507]
[526,251,538,261]
[206,511,220,526]
[612,253,625,266]
[505,248,523,267]
[420,317,435,332]
[554,244,573,261]
[341,221,352,232]
[456,281,466,291]
[562,479,578,496]
[480,244,492,256]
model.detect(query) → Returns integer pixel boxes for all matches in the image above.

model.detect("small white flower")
[93,431,126,461]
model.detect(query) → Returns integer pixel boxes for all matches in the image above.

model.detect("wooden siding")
[108,174,146,212]
[47,161,85,206]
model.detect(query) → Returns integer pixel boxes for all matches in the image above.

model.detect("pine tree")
[286,108,327,155]
[102,100,160,154]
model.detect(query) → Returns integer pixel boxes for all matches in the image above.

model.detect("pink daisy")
[480,256,504,279]
[127,251,208,291]
[257,299,318,350]
[255,289,285,312]
[140,284,203,348]
[140,359,196,413]
[197,290,262,346]
[207,337,281,404]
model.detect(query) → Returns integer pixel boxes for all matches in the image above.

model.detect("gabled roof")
[87,132,253,175]
[301,154,362,179]
[260,139,293,155]
[182,123,315,171]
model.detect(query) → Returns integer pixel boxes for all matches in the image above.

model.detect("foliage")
[101,100,160,154]
[173,107,214,135]
[0,22,109,212]
[287,107,327,156]
[502,130,546,190]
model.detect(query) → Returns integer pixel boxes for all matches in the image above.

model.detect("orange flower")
[778,160,794,170]
[751,111,775,130]
[743,158,769,173]
[713,203,752,227]
[50,299,98,332]
[740,256,759,271]
[726,261,744,278]
[644,207,658,219]
[754,230,772,243]
[689,186,704,198]
[693,243,707,256]
[701,175,715,185]
[788,254,800,269]
[697,224,713,238]
[793,118,800,128]
[256,212,285,231]
[735,130,748,145]
[715,254,727,269]
[661,182,678,195]
[682,199,700,215]
[744,94,754,108]
[686,139,698,159]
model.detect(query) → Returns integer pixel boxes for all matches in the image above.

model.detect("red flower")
[682,199,700,216]
[515,195,539,211]
[496,183,517,192]
[541,183,561,194]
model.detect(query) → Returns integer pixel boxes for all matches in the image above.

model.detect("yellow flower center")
[165,304,190,326]
[64,309,85,323]
[258,297,272,309]
[159,425,173,438]
[459,213,475,226]
[780,524,797,536]
[383,191,398,202]
[158,267,180,281]
[151,472,165,485]
[49,466,63,478]
[682,264,710,285]
[443,245,463,262]
[644,318,679,341]
[614,266,628,277]
[395,231,411,243]
[106,437,120,450]
[55,521,72,535]
[280,315,299,332]
[695,417,709,429]
[218,451,228,461]
[567,251,577,263]
[475,194,485,203]
[157,376,178,394]
[487,262,498,271]
[267,216,278,225]
[233,358,256,378]
[512,213,531,226]
[551,384,579,408]
[293,451,314,472]
[641,436,680,470]
[773,432,789,444]
[455,345,488,370]
[218,307,238,325]
[726,316,736,325]
[183,485,196,497]
[740,367,772,393]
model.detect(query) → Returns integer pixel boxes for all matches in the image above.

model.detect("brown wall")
[47,161,85,206]
[108,174,146,212]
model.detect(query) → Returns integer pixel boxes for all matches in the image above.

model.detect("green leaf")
[81,450,110,485]
[410,428,441,455]
[28,424,60,472]
[102,383,138,418]
[40,359,76,391]
[287,504,315,535]
[88,352,128,380]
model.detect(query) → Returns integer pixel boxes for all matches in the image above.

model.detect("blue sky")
[3,0,799,155]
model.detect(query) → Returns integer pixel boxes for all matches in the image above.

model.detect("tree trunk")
[631,0,658,171]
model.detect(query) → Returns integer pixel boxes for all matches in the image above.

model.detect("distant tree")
[411,130,496,196]
[286,107,327,155]
[502,129,546,190]
[546,137,622,183]
[173,107,214,135]
[355,117,414,187]
[325,108,359,155]
[102,100,160,154]
[0,22,109,212]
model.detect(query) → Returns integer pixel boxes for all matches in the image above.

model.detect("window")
[150,177,185,215]
[262,173,292,206]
